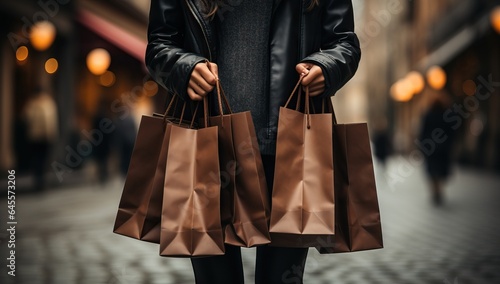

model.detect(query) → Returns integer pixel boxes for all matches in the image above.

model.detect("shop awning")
[76,9,147,63]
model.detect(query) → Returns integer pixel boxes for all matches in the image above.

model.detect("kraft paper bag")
[269,80,335,248]
[209,80,271,248]
[317,100,383,253]
[160,97,225,257]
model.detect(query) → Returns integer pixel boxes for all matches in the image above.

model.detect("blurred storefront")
[362,0,500,172]
[0,0,164,184]
[414,0,500,170]
[2,0,499,184]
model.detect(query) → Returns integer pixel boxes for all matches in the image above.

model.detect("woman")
[146,0,361,283]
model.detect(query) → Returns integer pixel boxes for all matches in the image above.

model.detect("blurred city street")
[1,157,500,284]
[2,0,500,283]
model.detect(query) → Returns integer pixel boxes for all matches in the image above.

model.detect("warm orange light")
[143,80,159,96]
[462,80,477,96]
[45,58,58,74]
[16,46,29,62]
[491,6,500,34]
[426,66,447,90]
[86,48,111,75]
[99,71,116,87]
[406,71,425,94]
[391,79,414,102]
[30,21,56,51]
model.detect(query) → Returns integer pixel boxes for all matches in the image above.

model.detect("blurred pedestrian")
[372,117,392,167]
[92,99,113,184]
[14,113,30,173]
[23,88,58,192]
[146,0,360,283]
[114,114,137,176]
[419,95,455,205]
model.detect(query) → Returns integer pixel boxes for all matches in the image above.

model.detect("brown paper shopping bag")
[160,97,225,257]
[141,101,193,244]
[113,97,179,241]
[317,99,383,253]
[269,78,335,247]
[209,80,271,248]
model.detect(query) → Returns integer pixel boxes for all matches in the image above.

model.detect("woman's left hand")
[296,63,325,97]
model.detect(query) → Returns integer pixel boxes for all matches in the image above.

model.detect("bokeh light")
[426,66,447,90]
[30,21,56,51]
[491,6,500,34]
[462,80,477,96]
[86,48,111,75]
[16,46,29,62]
[45,58,58,74]
[99,71,116,87]
[406,71,425,95]
[470,118,484,137]
[143,80,159,96]
[391,79,414,102]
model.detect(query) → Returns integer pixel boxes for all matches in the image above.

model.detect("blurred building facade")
[0,0,164,184]
[361,0,500,172]
[2,0,499,185]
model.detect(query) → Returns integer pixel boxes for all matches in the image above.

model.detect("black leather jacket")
[146,0,361,139]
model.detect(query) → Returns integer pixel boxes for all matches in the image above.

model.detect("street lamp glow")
[391,79,413,102]
[491,6,500,34]
[406,71,425,95]
[144,80,159,96]
[30,21,56,51]
[99,71,116,87]
[86,48,111,75]
[45,58,58,74]
[16,46,29,62]
[426,66,447,90]
[462,80,477,96]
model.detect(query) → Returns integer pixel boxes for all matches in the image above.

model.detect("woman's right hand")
[187,62,219,101]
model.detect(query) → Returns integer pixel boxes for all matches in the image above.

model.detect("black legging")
[190,155,309,284]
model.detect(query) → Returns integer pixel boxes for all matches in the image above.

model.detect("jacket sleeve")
[145,0,207,100]
[301,0,361,97]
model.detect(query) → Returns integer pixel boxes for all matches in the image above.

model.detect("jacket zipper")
[185,0,212,61]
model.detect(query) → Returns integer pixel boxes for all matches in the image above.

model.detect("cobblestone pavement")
[1,157,500,284]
